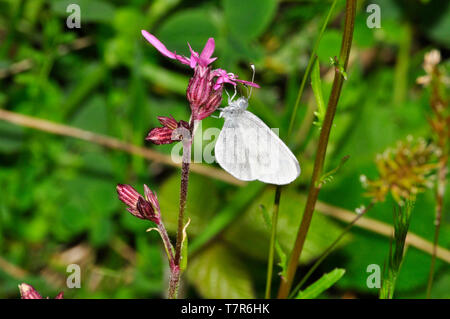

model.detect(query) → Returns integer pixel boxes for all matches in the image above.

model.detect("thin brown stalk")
[315,200,450,263]
[277,0,356,299]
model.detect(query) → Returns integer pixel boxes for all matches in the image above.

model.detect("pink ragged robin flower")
[19,283,64,299]
[146,115,190,145]
[141,31,259,120]
[116,184,161,224]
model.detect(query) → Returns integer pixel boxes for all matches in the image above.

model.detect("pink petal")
[235,79,260,88]
[199,38,217,66]
[187,43,199,68]
[141,30,190,66]
[141,30,176,59]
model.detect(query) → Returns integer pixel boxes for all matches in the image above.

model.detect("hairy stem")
[157,222,175,262]
[168,265,180,299]
[170,119,194,299]
[277,0,356,299]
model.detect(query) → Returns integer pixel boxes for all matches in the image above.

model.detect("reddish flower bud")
[158,115,179,130]
[19,283,42,299]
[146,127,177,145]
[116,184,141,216]
[146,117,190,145]
[117,184,161,224]
[196,85,223,120]
[187,66,213,115]
[136,197,160,223]
[19,283,63,299]
[144,184,160,213]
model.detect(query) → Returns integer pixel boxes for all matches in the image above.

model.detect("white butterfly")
[214,95,301,185]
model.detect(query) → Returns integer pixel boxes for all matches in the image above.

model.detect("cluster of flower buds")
[361,137,439,205]
[116,184,161,224]
[19,283,63,299]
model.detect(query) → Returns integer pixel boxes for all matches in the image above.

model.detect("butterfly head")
[219,96,248,118]
[233,96,249,110]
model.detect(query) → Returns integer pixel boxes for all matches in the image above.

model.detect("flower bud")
[19,283,63,299]
[187,66,213,117]
[146,117,190,145]
[19,283,42,299]
[136,197,160,224]
[196,85,223,120]
[157,115,179,130]
[117,184,161,224]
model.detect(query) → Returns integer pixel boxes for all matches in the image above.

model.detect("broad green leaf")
[187,243,255,298]
[224,0,278,40]
[296,268,346,299]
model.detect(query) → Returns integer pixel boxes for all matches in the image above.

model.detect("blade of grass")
[295,268,345,299]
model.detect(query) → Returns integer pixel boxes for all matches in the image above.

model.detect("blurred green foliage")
[0,0,449,299]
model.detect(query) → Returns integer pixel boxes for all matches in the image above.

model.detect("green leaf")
[187,243,255,298]
[180,218,190,271]
[224,0,278,40]
[296,268,346,299]
[311,59,326,128]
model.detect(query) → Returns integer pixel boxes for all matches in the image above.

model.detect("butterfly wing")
[215,116,256,181]
[215,110,300,185]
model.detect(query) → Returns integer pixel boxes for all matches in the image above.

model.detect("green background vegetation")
[0,0,449,298]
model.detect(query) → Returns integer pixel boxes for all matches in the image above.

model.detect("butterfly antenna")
[231,86,237,101]
[225,89,231,103]
[248,64,256,99]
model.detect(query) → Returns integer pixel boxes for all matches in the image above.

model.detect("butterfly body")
[215,96,301,185]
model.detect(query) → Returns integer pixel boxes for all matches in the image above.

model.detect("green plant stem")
[277,0,356,299]
[289,202,374,298]
[264,0,339,300]
[265,187,282,299]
